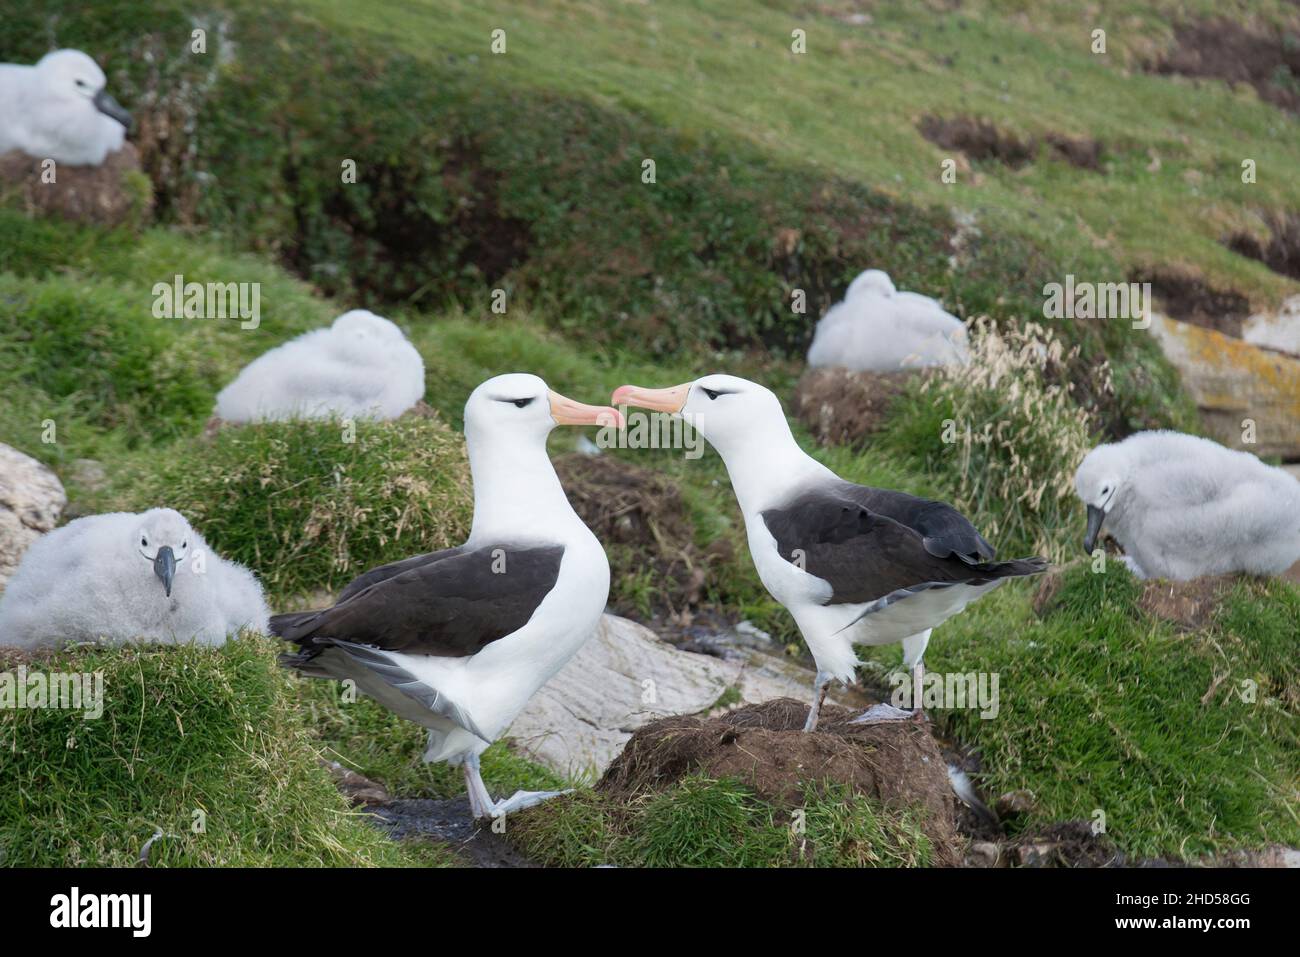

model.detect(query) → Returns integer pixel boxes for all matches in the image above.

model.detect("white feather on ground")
[0,50,130,166]
[0,508,269,649]
[214,310,426,422]
[1074,430,1300,580]
[807,269,969,372]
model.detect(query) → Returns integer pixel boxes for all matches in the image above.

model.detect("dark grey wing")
[838,482,995,563]
[761,486,1042,606]
[336,545,468,603]
[271,543,564,658]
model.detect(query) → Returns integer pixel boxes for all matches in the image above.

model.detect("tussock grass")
[880,320,1108,562]
[118,416,473,601]
[0,637,441,866]
[509,777,935,868]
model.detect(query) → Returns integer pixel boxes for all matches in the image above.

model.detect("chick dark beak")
[93,88,133,130]
[1083,506,1106,554]
[154,546,176,597]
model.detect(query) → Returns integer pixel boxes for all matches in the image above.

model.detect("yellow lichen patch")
[1148,314,1300,459]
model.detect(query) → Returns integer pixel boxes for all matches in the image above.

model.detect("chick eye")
[141,537,148,547]
[702,388,720,401]
[512,398,533,408]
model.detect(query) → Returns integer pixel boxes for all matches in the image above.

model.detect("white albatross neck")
[709,415,835,517]
[464,425,586,545]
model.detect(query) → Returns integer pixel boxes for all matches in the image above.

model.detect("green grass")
[0,638,446,866]
[299,680,566,800]
[298,0,1300,311]
[116,416,474,601]
[861,565,1300,860]
[509,777,935,867]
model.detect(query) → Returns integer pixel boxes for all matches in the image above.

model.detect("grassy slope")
[1,0,1297,864]
[861,566,1300,859]
[0,639,456,866]
[303,0,1300,308]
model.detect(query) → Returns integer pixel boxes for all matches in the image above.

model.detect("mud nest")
[793,367,925,447]
[0,143,151,228]
[597,698,961,864]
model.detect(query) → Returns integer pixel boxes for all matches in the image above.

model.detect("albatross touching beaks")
[612,374,1046,730]
[1076,430,1300,580]
[272,374,622,820]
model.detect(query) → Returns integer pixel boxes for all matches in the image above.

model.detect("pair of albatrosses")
[277,372,1043,820]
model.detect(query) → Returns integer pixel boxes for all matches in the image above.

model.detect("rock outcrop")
[0,444,66,592]
[507,614,866,778]
[1147,312,1300,459]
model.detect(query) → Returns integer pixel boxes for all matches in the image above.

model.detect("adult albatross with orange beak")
[273,374,622,819]
[613,374,1046,730]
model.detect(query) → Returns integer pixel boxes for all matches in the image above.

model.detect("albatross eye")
[702,388,720,401]
[512,397,533,409]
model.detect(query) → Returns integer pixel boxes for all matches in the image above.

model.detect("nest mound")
[792,367,923,447]
[597,698,961,864]
[0,144,152,228]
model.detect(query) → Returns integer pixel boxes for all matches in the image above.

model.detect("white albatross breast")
[271,373,622,819]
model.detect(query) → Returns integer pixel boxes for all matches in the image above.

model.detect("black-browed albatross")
[613,374,1046,730]
[272,373,622,819]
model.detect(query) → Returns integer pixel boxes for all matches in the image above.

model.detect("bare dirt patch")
[1137,576,1237,632]
[1150,19,1300,116]
[1044,132,1104,172]
[1226,212,1300,282]
[792,367,924,447]
[598,697,962,864]
[918,116,1104,172]
[919,115,1035,169]
[1136,268,1251,337]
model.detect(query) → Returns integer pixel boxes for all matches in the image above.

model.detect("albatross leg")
[463,752,572,820]
[908,658,929,724]
[463,761,486,818]
[852,631,930,725]
[803,670,832,732]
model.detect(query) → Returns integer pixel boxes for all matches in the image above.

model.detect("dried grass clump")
[917,318,1108,562]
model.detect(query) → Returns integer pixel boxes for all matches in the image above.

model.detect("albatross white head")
[845,269,897,300]
[134,508,196,598]
[30,50,133,163]
[464,373,623,540]
[1074,444,1128,554]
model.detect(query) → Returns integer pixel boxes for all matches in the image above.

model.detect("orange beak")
[611,382,690,415]
[548,390,624,429]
